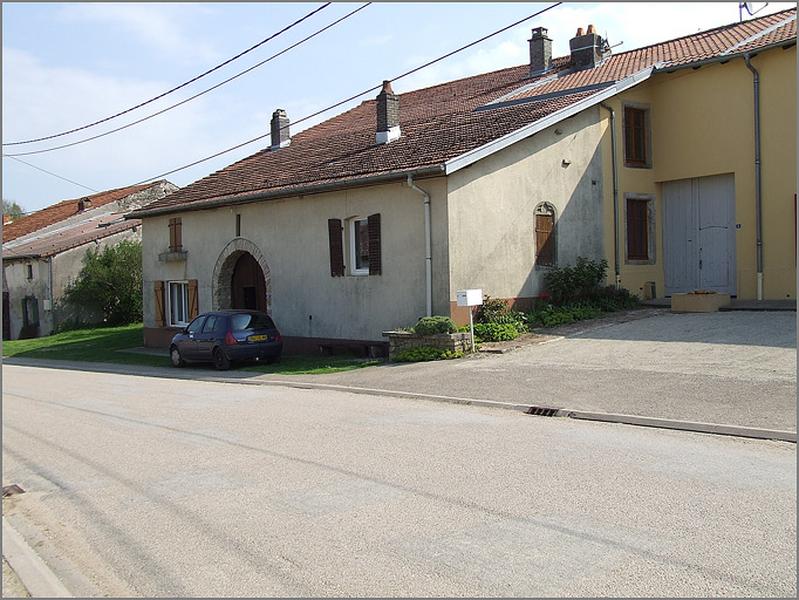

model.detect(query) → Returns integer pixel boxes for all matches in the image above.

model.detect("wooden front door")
[231,253,267,312]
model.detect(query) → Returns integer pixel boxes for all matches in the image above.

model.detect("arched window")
[534,202,556,267]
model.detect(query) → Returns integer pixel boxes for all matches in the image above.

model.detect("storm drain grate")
[2,484,25,497]
[526,406,560,417]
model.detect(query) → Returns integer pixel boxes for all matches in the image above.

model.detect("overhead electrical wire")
[3,2,332,147]
[133,2,563,185]
[2,155,99,192]
[3,3,372,158]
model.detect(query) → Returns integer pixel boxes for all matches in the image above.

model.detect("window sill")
[625,258,655,266]
[623,162,652,169]
[350,269,369,277]
[159,250,188,262]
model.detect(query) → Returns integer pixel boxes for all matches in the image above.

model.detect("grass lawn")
[2,323,380,375]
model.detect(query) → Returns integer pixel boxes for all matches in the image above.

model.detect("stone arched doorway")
[212,238,272,313]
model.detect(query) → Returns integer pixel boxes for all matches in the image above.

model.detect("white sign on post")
[456,288,482,352]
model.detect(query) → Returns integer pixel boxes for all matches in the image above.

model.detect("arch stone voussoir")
[212,238,272,313]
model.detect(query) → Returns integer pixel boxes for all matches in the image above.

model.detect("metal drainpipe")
[744,53,764,300]
[406,175,433,316]
[48,257,55,332]
[600,102,621,288]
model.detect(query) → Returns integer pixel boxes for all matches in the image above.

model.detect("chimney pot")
[569,25,604,70]
[529,26,553,75]
[376,79,400,144]
[270,108,291,149]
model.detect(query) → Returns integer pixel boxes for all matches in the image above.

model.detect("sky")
[2,1,794,212]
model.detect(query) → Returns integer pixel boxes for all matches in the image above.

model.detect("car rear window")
[230,313,275,331]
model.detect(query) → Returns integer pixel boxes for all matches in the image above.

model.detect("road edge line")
[2,517,72,598]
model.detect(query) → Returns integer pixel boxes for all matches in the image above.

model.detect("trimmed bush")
[473,322,519,342]
[412,316,457,335]
[393,346,464,362]
[544,257,608,305]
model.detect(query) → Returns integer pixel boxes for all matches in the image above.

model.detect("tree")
[63,239,143,325]
[2,199,25,220]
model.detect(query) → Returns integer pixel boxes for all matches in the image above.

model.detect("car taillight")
[224,330,237,345]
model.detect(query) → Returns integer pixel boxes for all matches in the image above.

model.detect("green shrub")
[474,296,509,323]
[62,239,143,325]
[393,346,464,362]
[544,257,609,305]
[412,316,457,335]
[473,322,519,342]
[591,285,639,311]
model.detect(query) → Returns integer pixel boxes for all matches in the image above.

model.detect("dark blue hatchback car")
[169,310,283,370]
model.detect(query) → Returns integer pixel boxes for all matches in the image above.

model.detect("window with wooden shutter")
[368,213,382,275]
[626,198,649,260]
[623,106,649,167]
[154,280,166,327]
[168,218,183,252]
[328,218,344,277]
[534,203,556,267]
[188,279,199,319]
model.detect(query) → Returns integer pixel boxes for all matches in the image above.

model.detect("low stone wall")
[382,330,472,360]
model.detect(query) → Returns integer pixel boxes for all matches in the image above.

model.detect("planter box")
[382,330,472,361]
[671,291,731,313]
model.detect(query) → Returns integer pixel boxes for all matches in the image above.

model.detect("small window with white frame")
[349,217,370,275]
[167,281,189,327]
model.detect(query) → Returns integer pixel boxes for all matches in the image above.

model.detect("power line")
[3,155,99,193]
[4,3,372,158]
[134,2,563,185]
[3,3,332,147]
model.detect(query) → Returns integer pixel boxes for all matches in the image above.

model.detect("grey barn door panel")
[664,174,736,295]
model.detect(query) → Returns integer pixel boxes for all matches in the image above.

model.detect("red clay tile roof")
[134,9,796,217]
[2,183,153,243]
[3,212,141,259]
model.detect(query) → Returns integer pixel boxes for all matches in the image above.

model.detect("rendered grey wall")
[141,177,450,342]
[446,107,605,301]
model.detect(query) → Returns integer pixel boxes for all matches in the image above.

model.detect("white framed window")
[167,280,189,327]
[349,217,370,276]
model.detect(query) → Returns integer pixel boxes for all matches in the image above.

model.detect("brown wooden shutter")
[368,213,382,275]
[188,279,199,319]
[154,280,166,327]
[626,198,649,260]
[535,213,555,266]
[328,218,344,276]
[174,218,182,251]
[168,219,175,251]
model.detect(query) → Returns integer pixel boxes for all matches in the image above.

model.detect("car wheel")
[213,347,231,371]
[170,345,185,368]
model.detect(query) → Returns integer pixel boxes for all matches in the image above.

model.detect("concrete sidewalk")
[294,311,798,433]
[4,311,795,436]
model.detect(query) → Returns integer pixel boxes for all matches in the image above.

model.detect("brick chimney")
[270,109,290,149]
[569,24,604,69]
[529,27,553,75]
[375,80,400,144]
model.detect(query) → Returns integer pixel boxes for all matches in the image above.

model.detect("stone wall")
[383,330,471,360]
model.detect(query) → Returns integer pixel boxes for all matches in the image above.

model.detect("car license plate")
[248,334,268,342]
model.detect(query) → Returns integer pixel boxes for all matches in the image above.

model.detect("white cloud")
[1,47,255,208]
[58,3,219,65]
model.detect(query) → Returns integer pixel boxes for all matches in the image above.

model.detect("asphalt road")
[2,364,796,597]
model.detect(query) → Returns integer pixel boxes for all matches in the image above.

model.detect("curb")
[4,357,796,443]
[2,518,72,598]
[564,410,796,443]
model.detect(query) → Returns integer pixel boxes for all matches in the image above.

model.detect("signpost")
[456,288,483,353]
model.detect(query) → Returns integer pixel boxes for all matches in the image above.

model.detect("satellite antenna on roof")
[739,2,769,22]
